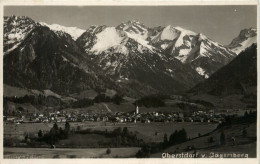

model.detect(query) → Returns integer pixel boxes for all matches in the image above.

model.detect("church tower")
[136,105,139,114]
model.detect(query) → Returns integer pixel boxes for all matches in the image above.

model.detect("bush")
[53,155,60,158]
[106,148,111,154]
[135,96,165,108]
[242,128,247,137]
[220,131,226,145]
[67,155,77,158]
[208,137,214,143]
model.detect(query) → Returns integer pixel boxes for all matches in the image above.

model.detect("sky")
[4,5,257,45]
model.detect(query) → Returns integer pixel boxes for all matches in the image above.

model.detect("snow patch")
[62,56,68,62]
[114,45,129,55]
[161,25,179,40]
[174,27,196,47]
[167,68,173,73]
[125,31,154,52]
[196,67,209,78]
[40,22,85,40]
[231,36,257,54]
[4,43,21,55]
[91,27,123,53]
[161,43,168,49]
[196,67,206,76]
[175,48,193,63]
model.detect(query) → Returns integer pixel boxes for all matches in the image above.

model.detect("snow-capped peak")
[157,25,197,45]
[40,22,85,40]
[174,26,197,35]
[119,20,145,28]
[160,25,180,41]
[116,20,148,40]
[228,27,257,54]
[90,27,124,53]
[4,16,40,55]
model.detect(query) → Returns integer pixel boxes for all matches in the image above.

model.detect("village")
[4,105,226,125]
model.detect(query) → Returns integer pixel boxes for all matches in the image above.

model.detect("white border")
[0,1,259,164]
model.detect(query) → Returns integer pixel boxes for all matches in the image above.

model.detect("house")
[43,118,49,123]
[178,113,184,118]
[102,116,108,122]
[56,117,66,122]
[17,118,24,123]
[95,117,101,122]
[7,117,16,122]
[33,117,40,122]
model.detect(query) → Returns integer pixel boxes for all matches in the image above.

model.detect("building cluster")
[4,106,226,124]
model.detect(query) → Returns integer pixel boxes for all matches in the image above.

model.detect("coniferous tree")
[220,131,226,145]
[38,130,43,138]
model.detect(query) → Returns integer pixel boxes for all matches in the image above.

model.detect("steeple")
[136,104,139,114]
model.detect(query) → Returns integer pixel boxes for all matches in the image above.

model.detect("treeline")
[70,93,124,108]
[3,94,62,107]
[176,102,209,114]
[136,128,188,158]
[190,99,214,108]
[75,127,143,147]
[217,110,257,129]
[4,122,71,147]
[4,93,124,111]
[134,95,167,108]
[38,122,71,145]
[93,94,123,105]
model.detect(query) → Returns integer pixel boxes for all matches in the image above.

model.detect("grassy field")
[189,94,247,110]
[82,122,218,142]
[4,121,218,143]
[151,121,256,158]
[4,147,140,158]
[58,133,114,147]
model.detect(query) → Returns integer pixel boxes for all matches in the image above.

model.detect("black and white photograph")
[1,2,258,162]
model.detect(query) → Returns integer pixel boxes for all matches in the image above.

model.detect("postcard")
[0,0,258,164]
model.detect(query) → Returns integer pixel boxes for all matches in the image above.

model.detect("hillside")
[186,44,257,110]
[189,44,257,96]
[151,111,257,158]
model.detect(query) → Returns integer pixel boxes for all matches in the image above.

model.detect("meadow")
[4,121,218,143]
[4,147,140,158]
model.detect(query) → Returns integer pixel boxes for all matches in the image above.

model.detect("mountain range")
[3,15,257,98]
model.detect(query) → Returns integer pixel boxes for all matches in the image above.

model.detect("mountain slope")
[150,25,237,78]
[78,22,238,79]
[3,17,118,96]
[77,23,203,94]
[227,28,257,54]
[4,16,41,55]
[189,44,257,96]
[40,22,85,40]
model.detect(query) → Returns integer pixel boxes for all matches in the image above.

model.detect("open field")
[4,122,218,143]
[4,147,140,158]
[84,122,218,142]
[151,122,256,158]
